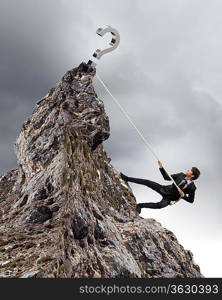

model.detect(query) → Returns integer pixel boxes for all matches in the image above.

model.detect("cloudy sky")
[0,0,221,277]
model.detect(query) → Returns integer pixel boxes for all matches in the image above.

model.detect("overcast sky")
[0,0,221,277]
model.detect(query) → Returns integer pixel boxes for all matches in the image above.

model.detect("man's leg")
[137,198,170,210]
[126,176,163,195]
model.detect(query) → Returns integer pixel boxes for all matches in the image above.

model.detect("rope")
[95,72,182,203]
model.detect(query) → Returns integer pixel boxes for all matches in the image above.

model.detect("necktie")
[179,179,187,189]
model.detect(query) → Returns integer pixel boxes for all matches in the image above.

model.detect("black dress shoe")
[120,172,129,182]
[136,204,142,214]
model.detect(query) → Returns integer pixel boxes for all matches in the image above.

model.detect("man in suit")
[120,160,200,213]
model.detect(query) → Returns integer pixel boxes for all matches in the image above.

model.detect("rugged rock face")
[0,62,203,278]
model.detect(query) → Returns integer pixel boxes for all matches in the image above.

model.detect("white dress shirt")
[179,178,192,189]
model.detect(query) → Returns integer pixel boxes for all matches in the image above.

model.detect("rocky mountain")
[0,62,203,278]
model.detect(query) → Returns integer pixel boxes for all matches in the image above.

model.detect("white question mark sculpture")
[88,25,120,67]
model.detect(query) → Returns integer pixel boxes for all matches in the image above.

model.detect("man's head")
[185,167,200,180]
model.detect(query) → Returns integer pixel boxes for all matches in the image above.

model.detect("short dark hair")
[191,167,200,180]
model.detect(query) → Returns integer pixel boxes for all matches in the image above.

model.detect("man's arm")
[181,188,196,203]
[157,160,181,181]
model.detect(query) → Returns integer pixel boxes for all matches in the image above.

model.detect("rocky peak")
[0,62,203,278]
[14,62,109,180]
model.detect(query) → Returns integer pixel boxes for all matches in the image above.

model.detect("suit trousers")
[127,176,171,209]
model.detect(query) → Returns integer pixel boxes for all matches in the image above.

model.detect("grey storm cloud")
[0,0,221,277]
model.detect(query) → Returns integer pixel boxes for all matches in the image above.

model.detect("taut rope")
[95,72,182,204]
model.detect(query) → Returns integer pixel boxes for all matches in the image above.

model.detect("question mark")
[88,25,120,67]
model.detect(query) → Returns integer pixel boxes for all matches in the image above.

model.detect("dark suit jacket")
[159,167,196,203]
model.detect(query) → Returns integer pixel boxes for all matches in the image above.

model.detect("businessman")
[120,160,200,213]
